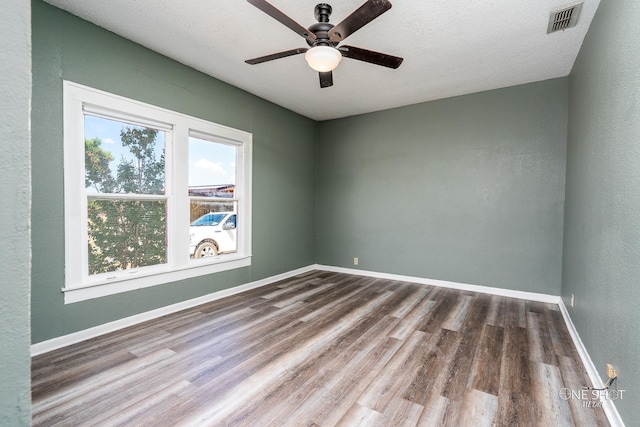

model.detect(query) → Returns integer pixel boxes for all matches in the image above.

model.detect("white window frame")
[63,81,252,303]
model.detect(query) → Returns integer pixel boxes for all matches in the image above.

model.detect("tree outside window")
[84,117,167,275]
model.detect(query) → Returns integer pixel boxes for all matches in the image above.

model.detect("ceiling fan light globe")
[305,46,342,72]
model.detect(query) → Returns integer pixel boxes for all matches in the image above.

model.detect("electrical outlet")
[354,257,359,266]
[570,293,574,308]
[607,364,617,379]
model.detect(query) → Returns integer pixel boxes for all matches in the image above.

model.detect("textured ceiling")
[43,0,600,121]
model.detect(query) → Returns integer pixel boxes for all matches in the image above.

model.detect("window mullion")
[171,122,190,268]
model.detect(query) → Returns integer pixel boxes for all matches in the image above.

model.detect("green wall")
[316,79,568,295]
[31,1,316,343]
[1,1,32,424]
[563,0,640,422]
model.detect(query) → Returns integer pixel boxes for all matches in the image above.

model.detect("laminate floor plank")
[503,296,528,329]
[304,336,404,426]
[298,277,379,323]
[356,330,432,413]
[496,324,535,425]
[230,319,400,426]
[32,272,610,426]
[440,294,474,332]
[192,270,324,313]
[530,361,573,427]
[248,325,403,427]
[456,389,499,427]
[31,348,139,401]
[312,344,402,425]
[417,288,462,334]
[43,358,200,427]
[470,324,504,396]
[440,295,490,402]
[485,295,507,328]
[387,286,433,319]
[557,355,611,427]
[546,306,576,359]
[129,307,260,357]
[33,348,177,425]
[335,402,385,427]
[388,297,438,341]
[264,282,329,308]
[400,329,460,407]
[91,379,194,427]
[382,397,424,427]
[417,395,450,427]
[176,291,401,425]
[166,302,307,357]
[31,325,174,382]
[526,308,557,366]
[261,276,320,297]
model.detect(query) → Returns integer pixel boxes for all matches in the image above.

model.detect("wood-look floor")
[32,271,610,426]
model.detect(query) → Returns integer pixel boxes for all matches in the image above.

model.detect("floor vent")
[547,2,583,33]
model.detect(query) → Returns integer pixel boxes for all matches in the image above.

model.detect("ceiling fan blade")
[328,0,392,43]
[339,45,403,69]
[245,48,308,65]
[319,71,333,88]
[247,0,316,43]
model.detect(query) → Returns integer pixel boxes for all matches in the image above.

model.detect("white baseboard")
[557,301,624,427]
[31,265,316,356]
[33,264,560,356]
[315,264,562,304]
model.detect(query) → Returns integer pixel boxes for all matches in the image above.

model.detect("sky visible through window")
[188,136,237,187]
[84,115,236,189]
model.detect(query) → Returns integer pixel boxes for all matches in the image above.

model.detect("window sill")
[62,255,252,304]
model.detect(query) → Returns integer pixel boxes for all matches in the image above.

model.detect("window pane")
[88,199,167,274]
[85,115,165,195]
[188,136,236,194]
[189,136,238,259]
[189,200,238,259]
[189,199,235,222]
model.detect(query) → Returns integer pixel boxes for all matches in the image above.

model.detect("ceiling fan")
[245,0,403,88]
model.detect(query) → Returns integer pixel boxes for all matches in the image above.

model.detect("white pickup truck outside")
[189,212,237,257]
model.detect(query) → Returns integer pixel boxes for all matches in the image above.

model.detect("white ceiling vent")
[547,2,583,33]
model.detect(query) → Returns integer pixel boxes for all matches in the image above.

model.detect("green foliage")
[85,127,166,275]
[118,127,165,195]
[87,200,166,274]
[85,137,116,192]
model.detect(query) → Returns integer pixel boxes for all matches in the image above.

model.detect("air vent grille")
[547,3,583,33]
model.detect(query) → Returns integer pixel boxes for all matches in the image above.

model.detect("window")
[63,81,252,303]
[188,135,239,259]
[85,116,168,275]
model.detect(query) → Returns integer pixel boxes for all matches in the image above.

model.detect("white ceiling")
[43,0,600,121]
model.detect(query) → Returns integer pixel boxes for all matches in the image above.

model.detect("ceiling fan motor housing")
[308,4,336,47]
